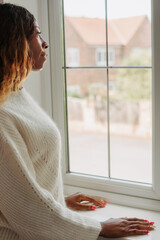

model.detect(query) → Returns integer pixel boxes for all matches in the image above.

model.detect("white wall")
[4,0,52,117]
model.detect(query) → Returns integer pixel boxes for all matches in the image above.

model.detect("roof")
[66,15,149,46]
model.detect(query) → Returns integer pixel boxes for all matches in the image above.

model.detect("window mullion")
[105,0,111,178]
[61,0,70,174]
[48,0,69,176]
[152,0,160,197]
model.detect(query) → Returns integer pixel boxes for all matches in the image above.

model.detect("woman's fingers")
[65,193,107,211]
[128,223,154,231]
[123,217,155,226]
[124,217,149,222]
[121,218,155,231]
[67,202,98,211]
[127,229,150,236]
[79,194,107,208]
[127,220,151,226]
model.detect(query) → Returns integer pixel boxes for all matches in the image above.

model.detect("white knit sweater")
[0,88,101,240]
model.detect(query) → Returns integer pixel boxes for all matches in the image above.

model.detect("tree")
[115,50,152,103]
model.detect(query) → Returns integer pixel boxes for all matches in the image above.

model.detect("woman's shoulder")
[0,88,31,116]
[0,100,17,124]
[0,98,22,137]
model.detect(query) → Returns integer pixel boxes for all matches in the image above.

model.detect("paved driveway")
[69,132,152,184]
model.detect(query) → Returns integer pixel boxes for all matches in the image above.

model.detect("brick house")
[64,15,151,95]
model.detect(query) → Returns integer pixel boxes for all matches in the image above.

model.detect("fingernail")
[145,219,149,222]
[102,203,107,207]
[146,230,150,234]
[91,205,97,210]
[150,222,155,225]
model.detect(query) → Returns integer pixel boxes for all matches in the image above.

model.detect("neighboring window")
[67,48,80,66]
[96,47,115,66]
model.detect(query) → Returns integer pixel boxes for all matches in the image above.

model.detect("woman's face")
[29,21,49,71]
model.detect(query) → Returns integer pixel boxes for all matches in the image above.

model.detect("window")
[96,47,115,66]
[48,0,160,211]
[67,48,80,67]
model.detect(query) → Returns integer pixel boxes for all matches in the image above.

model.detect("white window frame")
[48,0,160,211]
[67,48,80,67]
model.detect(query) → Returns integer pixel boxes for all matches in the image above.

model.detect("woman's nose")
[42,40,49,49]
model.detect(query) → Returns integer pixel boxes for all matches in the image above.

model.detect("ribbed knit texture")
[0,88,101,240]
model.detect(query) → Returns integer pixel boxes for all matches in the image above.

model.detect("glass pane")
[107,0,151,66]
[66,69,108,177]
[64,0,106,67]
[109,68,152,183]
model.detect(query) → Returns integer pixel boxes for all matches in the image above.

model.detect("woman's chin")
[32,63,45,71]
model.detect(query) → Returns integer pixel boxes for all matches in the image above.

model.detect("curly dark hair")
[0,3,35,105]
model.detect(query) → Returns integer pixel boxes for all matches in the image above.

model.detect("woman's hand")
[65,192,107,211]
[100,217,155,238]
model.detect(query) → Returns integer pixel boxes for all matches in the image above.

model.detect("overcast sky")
[64,0,151,20]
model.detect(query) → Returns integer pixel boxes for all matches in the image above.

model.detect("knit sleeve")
[0,129,101,240]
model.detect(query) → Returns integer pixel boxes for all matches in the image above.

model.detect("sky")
[64,0,151,20]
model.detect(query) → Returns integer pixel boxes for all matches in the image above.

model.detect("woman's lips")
[41,52,48,57]
[41,53,47,61]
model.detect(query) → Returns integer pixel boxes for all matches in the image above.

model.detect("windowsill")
[79,203,160,240]
[64,186,160,240]
[78,203,159,240]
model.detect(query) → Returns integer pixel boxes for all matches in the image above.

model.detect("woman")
[0,3,154,240]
